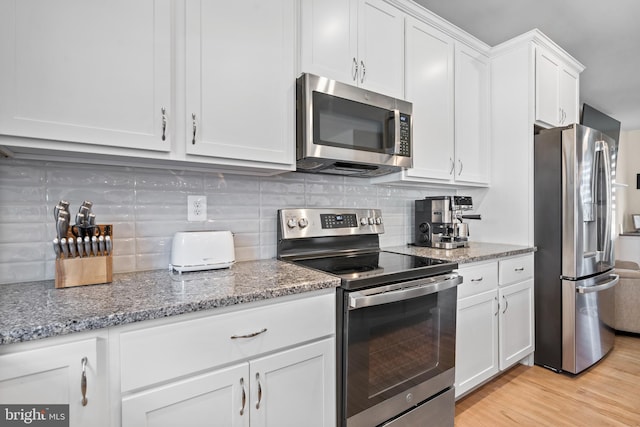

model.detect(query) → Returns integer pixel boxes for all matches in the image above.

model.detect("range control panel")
[278,208,384,239]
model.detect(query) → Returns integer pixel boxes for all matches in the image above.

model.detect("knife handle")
[105,236,112,256]
[53,238,61,259]
[77,237,84,257]
[91,236,98,257]
[69,237,77,258]
[84,236,91,257]
[60,238,69,258]
[98,236,105,256]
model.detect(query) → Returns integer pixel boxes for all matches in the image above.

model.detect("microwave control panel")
[399,113,411,157]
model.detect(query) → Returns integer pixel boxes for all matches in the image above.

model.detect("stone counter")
[384,241,535,265]
[0,259,340,345]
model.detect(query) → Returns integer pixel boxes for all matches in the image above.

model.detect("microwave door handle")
[386,109,401,154]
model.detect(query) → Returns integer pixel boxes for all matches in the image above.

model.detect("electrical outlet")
[187,195,207,221]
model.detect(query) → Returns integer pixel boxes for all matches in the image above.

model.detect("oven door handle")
[348,274,462,310]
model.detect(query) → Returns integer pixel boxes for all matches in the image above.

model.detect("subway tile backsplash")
[0,158,450,285]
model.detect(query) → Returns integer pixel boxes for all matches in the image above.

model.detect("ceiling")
[413,0,640,130]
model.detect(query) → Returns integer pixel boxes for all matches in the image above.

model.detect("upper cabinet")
[185,0,296,169]
[535,47,581,128]
[0,0,296,175]
[373,12,490,187]
[397,17,455,181]
[454,44,490,184]
[300,0,405,98]
[0,0,172,152]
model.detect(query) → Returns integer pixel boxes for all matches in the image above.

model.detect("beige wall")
[616,130,640,232]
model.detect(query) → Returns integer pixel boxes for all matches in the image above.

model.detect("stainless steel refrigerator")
[534,123,619,374]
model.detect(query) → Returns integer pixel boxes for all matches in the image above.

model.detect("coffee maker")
[414,196,481,248]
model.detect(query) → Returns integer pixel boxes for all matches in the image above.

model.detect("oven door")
[339,274,460,427]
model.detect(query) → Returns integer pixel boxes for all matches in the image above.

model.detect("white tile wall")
[0,158,450,284]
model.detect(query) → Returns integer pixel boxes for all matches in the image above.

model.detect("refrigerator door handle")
[576,274,619,294]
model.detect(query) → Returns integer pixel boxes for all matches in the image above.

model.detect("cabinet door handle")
[81,357,88,407]
[360,60,366,84]
[449,158,455,175]
[255,373,263,410]
[161,107,167,141]
[230,328,267,339]
[471,277,483,282]
[192,113,197,145]
[458,159,463,176]
[494,297,499,316]
[240,377,246,416]
[514,267,525,272]
[352,57,358,81]
[502,295,509,314]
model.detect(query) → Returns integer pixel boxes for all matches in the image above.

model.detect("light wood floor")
[454,334,640,426]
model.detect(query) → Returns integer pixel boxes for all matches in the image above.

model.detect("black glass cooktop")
[292,250,457,290]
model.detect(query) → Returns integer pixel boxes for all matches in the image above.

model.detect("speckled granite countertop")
[0,259,340,345]
[384,242,535,265]
[1,243,534,346]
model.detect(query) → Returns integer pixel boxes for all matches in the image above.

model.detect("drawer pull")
[240,377,246,416]
[514,267,525,272]
[230,328,268,340]
[255,373,263,410]
[470,277,483,282]
[81,357,88,407]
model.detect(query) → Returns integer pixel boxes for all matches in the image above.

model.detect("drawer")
[456,262,498,299]
[119,292,335,392]
[499,254,534,286]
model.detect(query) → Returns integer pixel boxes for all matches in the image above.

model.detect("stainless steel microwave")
[296,73,412,177]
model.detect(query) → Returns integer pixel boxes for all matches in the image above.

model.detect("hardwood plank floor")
[454,334,640,426]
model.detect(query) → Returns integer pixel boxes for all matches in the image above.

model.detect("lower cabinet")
[455,254,534,398]
[0,334,109,427]
[116,291,336,427]
[121,339,334,427]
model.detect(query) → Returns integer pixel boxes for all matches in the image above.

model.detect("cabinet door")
[185,0,295,168]
[122,363,249,427]
[535,48,561,127]
[403,17,455,181]
[0,0,171,152]
[498,279,534,370]
[250,338,335,427]
[559,67,579,125]
[455,290,499,398]
[455,44,490,184]
[0,339,106,427]
[357,0,405,98]
[300,0,358,85]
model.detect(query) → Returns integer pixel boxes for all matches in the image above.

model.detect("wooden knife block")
[54,224,113,289]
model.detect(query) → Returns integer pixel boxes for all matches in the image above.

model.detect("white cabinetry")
[455,262,499,398]
[117,291,336,427]
[454,44,490,184]
[0,0,171,152]
[0,1,296,175]
[535,47,580,128]
[475,30,583,246]
[185,0,295,169]
[300,0,405,98]
[455,254,534,398]
[0,333,109,427]
[372,15,489,187]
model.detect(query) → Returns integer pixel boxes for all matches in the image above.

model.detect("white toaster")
[171,231,235,272]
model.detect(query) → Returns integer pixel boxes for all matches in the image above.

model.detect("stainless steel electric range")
[277,208,461,427]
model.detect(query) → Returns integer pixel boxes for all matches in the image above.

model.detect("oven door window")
[344,286,456,418]
[312,91,393,153]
